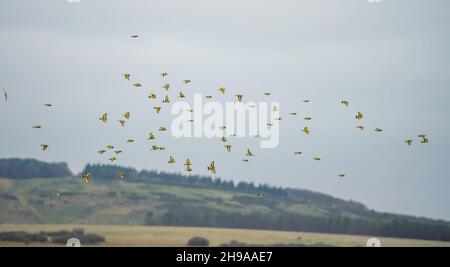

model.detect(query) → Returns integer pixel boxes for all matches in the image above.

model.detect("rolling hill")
[1,158,450,242]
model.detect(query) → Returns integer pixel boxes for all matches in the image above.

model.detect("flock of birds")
[1,34,431,189]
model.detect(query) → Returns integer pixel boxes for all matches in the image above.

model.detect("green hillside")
[1,158,450,242]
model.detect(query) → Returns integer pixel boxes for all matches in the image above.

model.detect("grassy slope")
[1,224,450,247]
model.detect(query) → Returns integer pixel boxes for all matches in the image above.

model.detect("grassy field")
[1,224,450,247]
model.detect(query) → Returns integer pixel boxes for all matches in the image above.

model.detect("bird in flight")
[3,89,7,102]
[178,92,186,98]
[242,159,250,162]
[117,172,125,179]
[162,96,170,104]
[163,83,170,91]
[207,161,216,174]
[183,79,191,84]
[246,149,254,157]
[224,144,232,152]
[405,139,413,146]
[44,104,53,107]
[114,150,123,155]
[303,99,310,103]
[123,112,130,120]
[41,144,49,151]
[148,132,155,140]
[160,72,168,77]
[33,124,42,129]
[375,128,383,133]
[82,173,91,183]
[123,73,130,80]
[127,139,134,143]
[355,112,363,120]
[356,125,364,130]
[148,93,157,99]
[106,145,114,150]
[256,192,266,198]
[98,149,106,154]
[304,117,312,121]
[131,35,139,38]
[294,151,302,155]
[168,156,176,164]
[264,92,271,96]
[118,120,126,127]
[302,127,310,135]
[341,100,349,107]
[313,157,321,161]
[235,94,243,102]
[337,173,346,177]
[159,126,167,132]
[218,87,226,94]
[154,106,162,113]
[290,112,297,116]
[134,83,142,88]
[100,113,108,123]
[205,95,213,99]
[109,157,117,162]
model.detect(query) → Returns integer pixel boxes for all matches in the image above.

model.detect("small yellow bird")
[151,145,159,151]
[33,124,42,129]
[304,117,312,121]
[41,144,49,151]
[98,149,106,154]
[82,173,91,183]
[313,157,321,161]
[221,136,227,142]
[218,87,226,94]
[246,149,254,157]
[109,157,117,162]
[148,133,155,140]
[303,99,310,103]
[148,93,157,99]
[375,128,383,133]
[114,150,123,155]
[290,112,297,116]
[337,173,346,177]
[405,139,412,146]
[44,104,53,107]
[205,95,213,99]
[162,95,170,103]
[159,126,167,131]
[131,35,139,38]
[118,120,126,127]
[106,145,114,150]
[123,112,130,120]
[341,100,349,107]
[235,94,243,102]
[418,134,427,138]
[184,159,192,166]
[207,161,216,174]
[159,146,165,151]
[178,92,186,98]
[127,139,134,143]
[117,172,124,179]
[100,113,108,123]
[183,79,191,84]
[160,72,168,77]
[224,144,232,152]
[356,125,364,130]
[168,156,176,164]
[162,83,170,91]
[421,137,429,144]
[123,73,130,80]
[264,92,271,96]
[294,151,302,155]
[134,83,142,88]
[154,106,162,113]
[185,165,193,172]
[302,127,310,135]
[355,112,363,120]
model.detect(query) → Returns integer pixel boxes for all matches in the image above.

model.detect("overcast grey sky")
[1,0,450,220]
